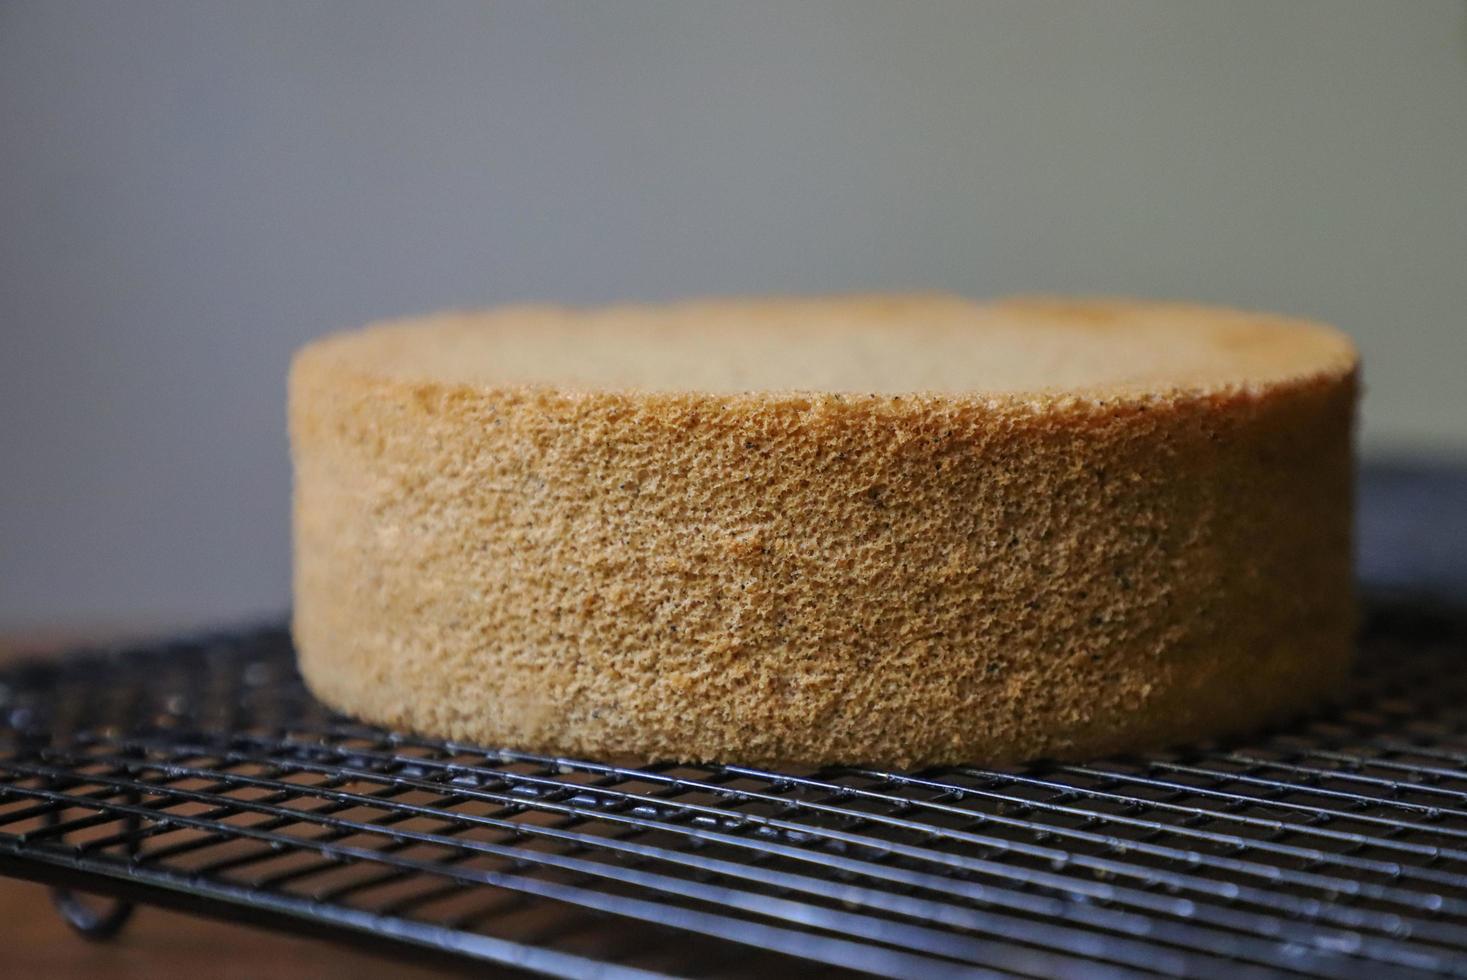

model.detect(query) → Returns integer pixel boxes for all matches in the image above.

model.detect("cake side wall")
[290,361,1356,767]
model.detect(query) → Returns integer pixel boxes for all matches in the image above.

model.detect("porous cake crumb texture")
[290,295,1358,767]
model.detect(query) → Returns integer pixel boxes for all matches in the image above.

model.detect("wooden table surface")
[0,630,455,980]
[1,879,455,980]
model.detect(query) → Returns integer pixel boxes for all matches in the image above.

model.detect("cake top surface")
[302,295,1357,400]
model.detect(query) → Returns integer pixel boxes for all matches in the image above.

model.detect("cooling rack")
[1,597,1466,978]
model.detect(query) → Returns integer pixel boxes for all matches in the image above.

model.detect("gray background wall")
[2,1,1465,630]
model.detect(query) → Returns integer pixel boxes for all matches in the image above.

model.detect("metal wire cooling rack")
[2,599,1467,978]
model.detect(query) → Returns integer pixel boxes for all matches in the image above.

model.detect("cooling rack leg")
[35,759,142,941]
[49,887,135,941]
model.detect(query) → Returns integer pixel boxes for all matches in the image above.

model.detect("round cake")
[289,295,1358,767]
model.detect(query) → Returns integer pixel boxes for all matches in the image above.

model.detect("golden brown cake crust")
[290,295,1358,767]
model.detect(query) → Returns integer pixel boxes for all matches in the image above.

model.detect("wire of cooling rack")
[1,598,1466,978]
